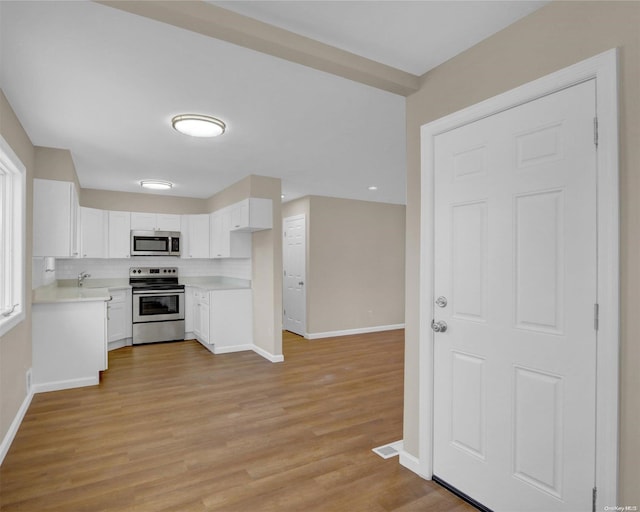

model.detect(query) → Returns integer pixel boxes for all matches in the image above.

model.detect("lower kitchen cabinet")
[191,287,252,353]
[32,300,108,391]
[107,288,132,349]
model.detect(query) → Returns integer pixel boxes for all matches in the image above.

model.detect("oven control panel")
[129,267,178,277]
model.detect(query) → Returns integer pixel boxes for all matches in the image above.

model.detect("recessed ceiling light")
[140,180,173,190]
[368,186,378,191]
[171,114,226,137]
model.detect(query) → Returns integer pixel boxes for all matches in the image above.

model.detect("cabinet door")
[70,185,80,258]
[209,289,252,347]
[185,286,194,332]
[33,179,78,257]
[130,212,157,230]
[230,198,273,232]
[199,300,210,343]
[80,207,107,258]
[193,292,202,340]
[107,297,127,343]
[210,210,229,258]
[108,211,131,258]
[183,214,210,258]
[230,200,249,230]
[156,214,181,231]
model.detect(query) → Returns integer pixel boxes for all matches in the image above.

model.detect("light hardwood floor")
[1,330,474,511]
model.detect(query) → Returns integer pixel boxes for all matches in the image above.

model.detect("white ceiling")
[0,1,547,204]
[211,1,547,76]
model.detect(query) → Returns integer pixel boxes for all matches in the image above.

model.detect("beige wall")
[207,175,282,357]
[249,176,282,356]
[403,1,640,505]
[284,196,405,335]
[34,147,81,192]
[0,91,35,441]
[81,188,208,214]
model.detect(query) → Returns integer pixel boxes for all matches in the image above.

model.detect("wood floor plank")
[0,330,475,511]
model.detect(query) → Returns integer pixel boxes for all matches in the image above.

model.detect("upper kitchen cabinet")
[230,198,273,232]
[210,208,250,259]
[80,207,107,258]
[108,211,131,259]
[130,212,181,231]
[33,178,80,258]
[181,214,210,259]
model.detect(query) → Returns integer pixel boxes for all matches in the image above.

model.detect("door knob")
[431,320,448,333]
[298,281,304,286]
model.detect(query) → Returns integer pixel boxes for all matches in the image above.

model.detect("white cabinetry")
[33,179,80,257]
[185,286,195,333]
[107,289,131,345]
[32,300,107,391]
[192,288,210,344]
[131,212,181,231]
[230,198,273,231]
[181,214,210,258]
[209,289,252,352]
[80,207,107,258]
[210,208,250,259]
[191,287,252,353]
[108,211,131,259]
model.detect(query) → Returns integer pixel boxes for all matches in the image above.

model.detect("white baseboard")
[32,376,99,394]
[252,345,284,363]
[306,323,405,340]
[0,384,34,465]
[107,338,130,351]
[194,338,284,363]
[399,448,429,479]
[213,343,253,355]
[194,337,215,353]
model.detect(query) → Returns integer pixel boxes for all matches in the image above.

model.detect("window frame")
[0,135,26,337]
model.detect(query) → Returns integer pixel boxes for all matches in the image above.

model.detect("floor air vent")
[372,440,402,459]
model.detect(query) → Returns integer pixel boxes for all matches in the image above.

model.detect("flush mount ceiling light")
[140,180,173,190]
[368,185,378,191]
[171,114,226,138]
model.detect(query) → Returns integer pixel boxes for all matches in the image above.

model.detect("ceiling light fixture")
[171,114,226,137]
[368,185,378,191]
[140,180,173,190]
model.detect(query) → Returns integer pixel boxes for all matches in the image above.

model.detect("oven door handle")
[132,289,185,295]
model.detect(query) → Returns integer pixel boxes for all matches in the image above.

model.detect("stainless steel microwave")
[130,231,181,256]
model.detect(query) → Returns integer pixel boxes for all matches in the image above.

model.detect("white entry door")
[432,80,597,511]
[283,215,306,335]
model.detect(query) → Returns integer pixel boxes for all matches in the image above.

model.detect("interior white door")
[283,215,306,335]
[432,80,597,512]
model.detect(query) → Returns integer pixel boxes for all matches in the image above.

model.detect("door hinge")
[594,303,599,331]
[594,117,599,147]
[592,486,597,512]
[284,269,287,277]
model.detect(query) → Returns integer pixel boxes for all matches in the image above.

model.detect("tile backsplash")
[55,257,251,280]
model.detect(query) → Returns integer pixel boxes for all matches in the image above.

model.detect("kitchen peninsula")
[32,284,110,393]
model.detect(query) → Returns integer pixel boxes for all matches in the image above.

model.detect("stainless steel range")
[130,267,185,345]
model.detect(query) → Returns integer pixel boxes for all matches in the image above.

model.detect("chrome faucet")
[78,271,91,287]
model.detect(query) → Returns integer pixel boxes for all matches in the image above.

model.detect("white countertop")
[58,278,130,289]
[181,276,251,290]
[35,276,251,303]
[33,283,111,304]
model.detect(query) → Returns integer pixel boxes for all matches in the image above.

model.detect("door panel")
[432,80,597,512]
[283,215,306,335]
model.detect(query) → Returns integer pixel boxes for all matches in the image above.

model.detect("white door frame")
[411,49,619,509]
[283,214,307,336]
